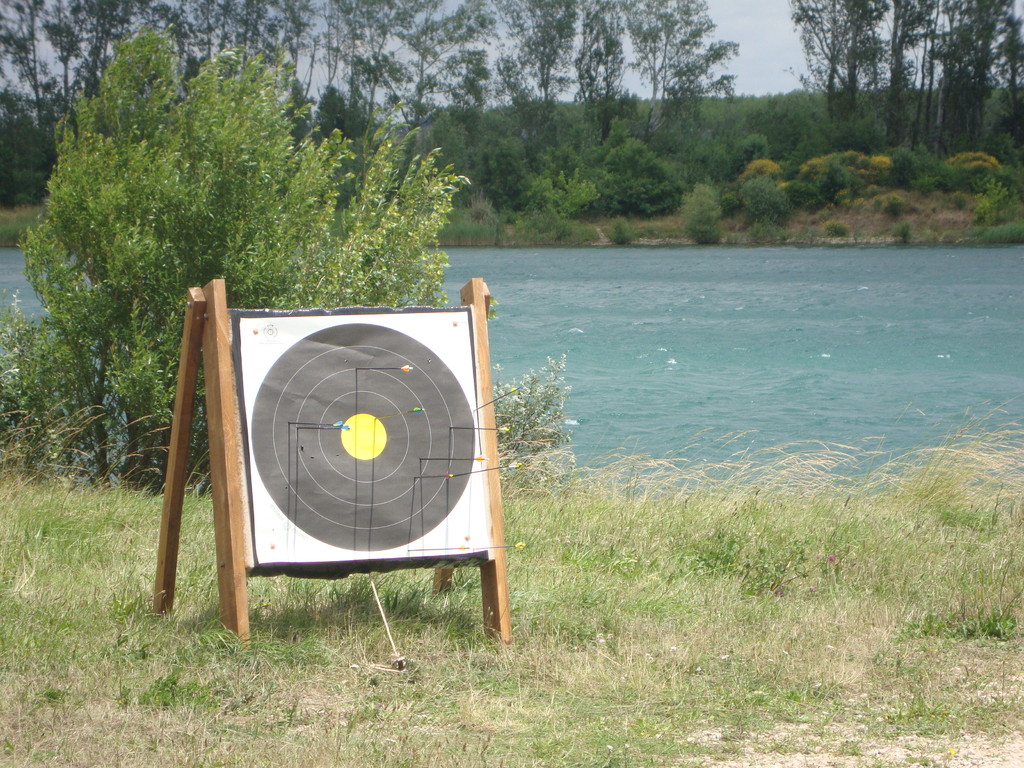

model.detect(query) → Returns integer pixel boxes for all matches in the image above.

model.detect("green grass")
[439,207,505,245]
[973,221,1024,243]
[0,205,44,246]
[1,428,1022,765]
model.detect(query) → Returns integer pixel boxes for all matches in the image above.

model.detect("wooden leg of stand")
[433,568,455,593]
[154,287,207,615]
[480,555,512,644]
[461,278,512,644]
[202,279,250,641]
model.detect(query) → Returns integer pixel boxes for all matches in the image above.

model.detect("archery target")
[233,308,493,573]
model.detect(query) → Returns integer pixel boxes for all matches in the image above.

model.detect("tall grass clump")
[1,424,1022,766]
[0,204,44,245]
[973,221,1024,243]
[510,211,597,244]
[607,217,635,244]
[439,196,503,245]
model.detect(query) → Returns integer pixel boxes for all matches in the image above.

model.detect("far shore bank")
[5,199,1024,249]
[439,192,1024,248]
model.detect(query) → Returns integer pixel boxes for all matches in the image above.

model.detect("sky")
[706,0,1024,96]
[705,0,808,96]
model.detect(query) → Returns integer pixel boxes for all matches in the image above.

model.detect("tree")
[494,0,577,106]
[682,183,722,243]
[884,0,937,145]
[0,0,53,121]
[70,0,143,96]
[933,0,1009,151]
[43,0,82,110]
[0,88,54,204]
[626,0,737,138]
[333,0,411,115]
[599,134,682,215]
[274,0,320,98]
[995,9,1024,145]
[392,0,494,123]
[574,0,629,140]
[790,0,887,122]
[5,31,463,485]
[741,175,791,226]
[910,0,943,148]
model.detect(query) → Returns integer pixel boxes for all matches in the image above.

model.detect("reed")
[973,221,1024,243]
[0,205,44,245]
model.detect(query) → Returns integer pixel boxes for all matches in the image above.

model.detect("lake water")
[4,245,1023,466]
[444,245,1024,465]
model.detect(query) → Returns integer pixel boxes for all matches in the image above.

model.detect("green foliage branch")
[2,31,464,486]
[493,355,572,461]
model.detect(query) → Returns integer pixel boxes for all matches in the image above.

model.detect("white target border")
[235,307,493,570]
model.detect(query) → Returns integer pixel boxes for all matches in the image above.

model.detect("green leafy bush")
[682,183,722,244]
[607,218,635,244]
[4,32,463,485]
[818,158,859,204]
[823,220,848,238]
[522,169,599,219]
[973,178,1013,226]
[741,176,791,226]
[887,146,919,188]
[876,193,907,218]
[783,179,823,210]
[719,191,742,217]
[598,138,681,217]
[493,356,572,462]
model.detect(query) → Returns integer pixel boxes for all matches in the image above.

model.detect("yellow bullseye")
[340,413,387,460]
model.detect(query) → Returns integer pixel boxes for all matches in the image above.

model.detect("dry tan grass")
[784,190,976,244]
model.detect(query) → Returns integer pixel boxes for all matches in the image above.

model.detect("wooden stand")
[154,278,511,644]
[454,279,512,644]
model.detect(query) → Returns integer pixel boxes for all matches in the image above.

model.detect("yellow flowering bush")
[946,152,1001,170]
[798,151,891,185]
[739,158,784,182]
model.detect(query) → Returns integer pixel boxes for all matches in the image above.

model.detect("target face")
[233,308,493,575]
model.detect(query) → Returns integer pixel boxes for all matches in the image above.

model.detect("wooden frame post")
[461,278,512,644]
[154,287,207,615]
[154,280,249,639]
[201,279,250,639]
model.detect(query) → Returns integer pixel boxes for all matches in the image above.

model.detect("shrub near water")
[822,219,849,238]
[0,205,43,245]
[682,183,722,244]
[741,175,791,227]
[3,31,463,487]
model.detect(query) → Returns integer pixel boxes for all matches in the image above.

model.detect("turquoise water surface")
[445,245,1024,465]
[4,245,1023,466]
